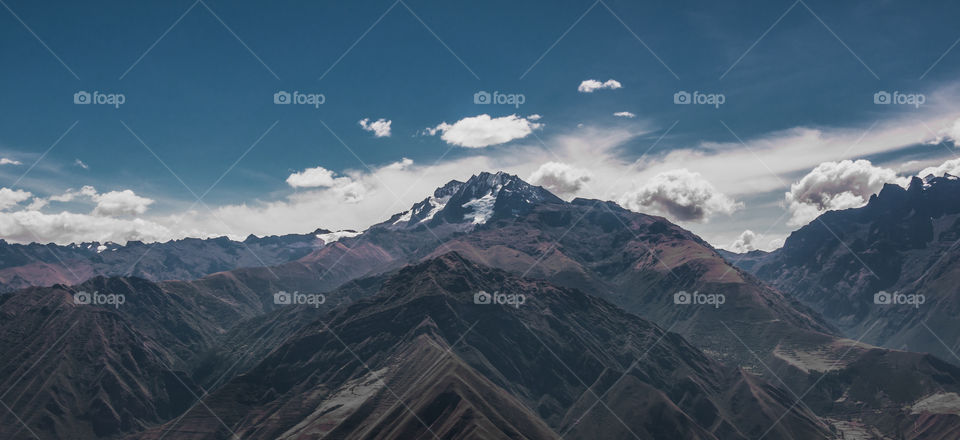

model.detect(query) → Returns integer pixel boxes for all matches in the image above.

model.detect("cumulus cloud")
[619,169,742,222]
[286,165,366,202]
[918,158,960,178]
[926,117,960,146]
[785,160,907,226]
[613,111,636,118]
[91,189,154,216]
[0,158,22,166]
[578,79,622,93]
[528,162,592,196]
[0,186,162,244]
[729,230,758,253]
[286,166,337,188]
[26,186,154,216]
[359,118,392,137]
[425,114,542,148]
[0,211,173,245]
[0,188,32,211]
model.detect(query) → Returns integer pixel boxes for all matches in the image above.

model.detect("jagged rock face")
[744,174,960,363]
[382,171,564,231]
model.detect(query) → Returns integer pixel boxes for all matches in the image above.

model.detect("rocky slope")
[2,171,959,439]
[132,253,833,440]
[743,174,960,363]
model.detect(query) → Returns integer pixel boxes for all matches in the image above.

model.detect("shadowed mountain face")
[740,175,960,364]
[2,172,960,439]
[132,253,832,440]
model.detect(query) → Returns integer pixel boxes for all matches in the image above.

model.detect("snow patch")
[463,192,497,224]
[316,230,361,244]
[392,209,413,225]
[419,196,449,223]
[96,245,108,253]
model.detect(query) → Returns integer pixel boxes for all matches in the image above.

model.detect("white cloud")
[286,166,337,188]
[578,79,622,93]
[0,158,22,166]
[382,157,413,171]
[918,158,960,178]
[785,160,907,226]
[729,230,758,253]
[613,111,636,118]
[0,188,32,211]
[619,169,742,222]
[285,166,366,202]
[426,114,542,148]
[767,236,785,250]
[359,118,392,137]
[0,211,173,245]
[528,162,592,196]
[91,189,154,216]
[25,186,154,217]
[925,117,960,146]
[74,158,89,169]
[528,114,542,121]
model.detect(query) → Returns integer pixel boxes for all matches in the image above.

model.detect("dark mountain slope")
[746,174,960,362]
[426,198,834,369]
[134,253,832,440]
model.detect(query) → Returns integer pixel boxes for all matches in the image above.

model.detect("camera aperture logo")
[273,290,326,308]
[873,91,925,108]
[473,91,525,108]
[274,91,325,108]
[473,290,525,308]
[673,91,725,108]
[673,290,724,308]
[74,91,125,108]
[873,290,924,308]
[73,290,125,308]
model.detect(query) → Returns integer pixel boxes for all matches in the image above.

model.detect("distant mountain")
[3,171,960,439]
[744,174,960,363]
[134,253,833,440]
[0,230,330,292]
[716,248,769,272]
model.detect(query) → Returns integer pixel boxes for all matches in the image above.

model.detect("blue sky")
[2,0,960,249]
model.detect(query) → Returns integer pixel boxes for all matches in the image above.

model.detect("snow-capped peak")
[380,171,565,231]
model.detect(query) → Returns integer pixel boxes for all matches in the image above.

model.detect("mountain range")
[1,171,958,439]
[728,174,960,367]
